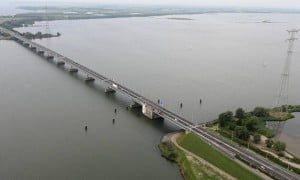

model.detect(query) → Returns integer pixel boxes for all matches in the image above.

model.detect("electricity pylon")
[274,29,299,137]
[44,1,51,35]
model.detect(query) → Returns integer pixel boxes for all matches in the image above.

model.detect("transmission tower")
[44,1,51,35]
[274,29,299,137]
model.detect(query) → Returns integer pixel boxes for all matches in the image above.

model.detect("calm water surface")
[280,113,300,157]
[1,13,300,178]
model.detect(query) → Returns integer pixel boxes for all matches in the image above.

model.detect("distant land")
[1,6,299,29]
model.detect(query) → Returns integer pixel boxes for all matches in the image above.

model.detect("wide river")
[1,13,300,179]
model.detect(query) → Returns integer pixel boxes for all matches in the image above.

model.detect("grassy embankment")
[159,133,261,180]
[178,133,261,180]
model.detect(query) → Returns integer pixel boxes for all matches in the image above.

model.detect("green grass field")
[178,133,262,180]
[159,143,231,180]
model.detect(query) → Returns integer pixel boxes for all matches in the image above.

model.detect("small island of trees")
[206,105,300,174]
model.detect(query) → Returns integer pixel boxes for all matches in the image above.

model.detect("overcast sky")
[2,0,300,9]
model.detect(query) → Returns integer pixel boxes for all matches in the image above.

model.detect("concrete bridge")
[1,26,299,180]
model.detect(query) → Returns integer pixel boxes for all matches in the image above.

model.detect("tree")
[235,108,245,120]
[234,126,250,141]
[252,107,269,117]
[245,116,259,132]
[265,139,273,148]
[219,111,233,127]
[273,141,286,152]
[228,122,236,131]
[236,119,244,126]
[253,134,261,144]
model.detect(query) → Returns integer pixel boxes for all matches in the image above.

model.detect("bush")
[253,134,261,144]
[235,108,245,120]
[245,116,259,132]
[291,157,300,164]
[228,122,236,131]
[277,151,285,157]
[252,107,269,117]
[266,139,274,148]
[219,111,233,127]
[235,126,250,141]
[273,141,286,152]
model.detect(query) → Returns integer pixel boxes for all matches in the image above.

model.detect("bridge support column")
[85,76,95,82]
[30,46,36,51]
[130,101,142,109]
[69,67,78,73]
[23,43,29,47]
[142,104,161,119]
[185,129,192,134]
[37,51,44,56]
[57,61,65,66]
[105,86,116,93]
[46,55,54,60]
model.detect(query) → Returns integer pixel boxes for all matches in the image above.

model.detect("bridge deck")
[0,26,298,180]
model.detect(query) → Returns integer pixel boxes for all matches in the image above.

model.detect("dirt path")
[169,132,236,180]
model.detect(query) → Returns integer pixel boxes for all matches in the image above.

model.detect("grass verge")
[177,133,262,180]
[159,142,230,180]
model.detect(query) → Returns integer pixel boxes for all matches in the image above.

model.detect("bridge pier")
[105,87,116,93]
[184,129,192,134]
[46,55,54,60]
[23,43,30,47]
[69,67,79,73]
[57,61,65,66]
[17,39,23,44]
[130,101,142,109]
[142,104,161,119]
[37,50,44,56]
[85,76,95,82]
[30,46,37,51]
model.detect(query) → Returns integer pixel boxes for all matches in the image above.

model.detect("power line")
[44,0,51,35]
[274,29,299,137]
